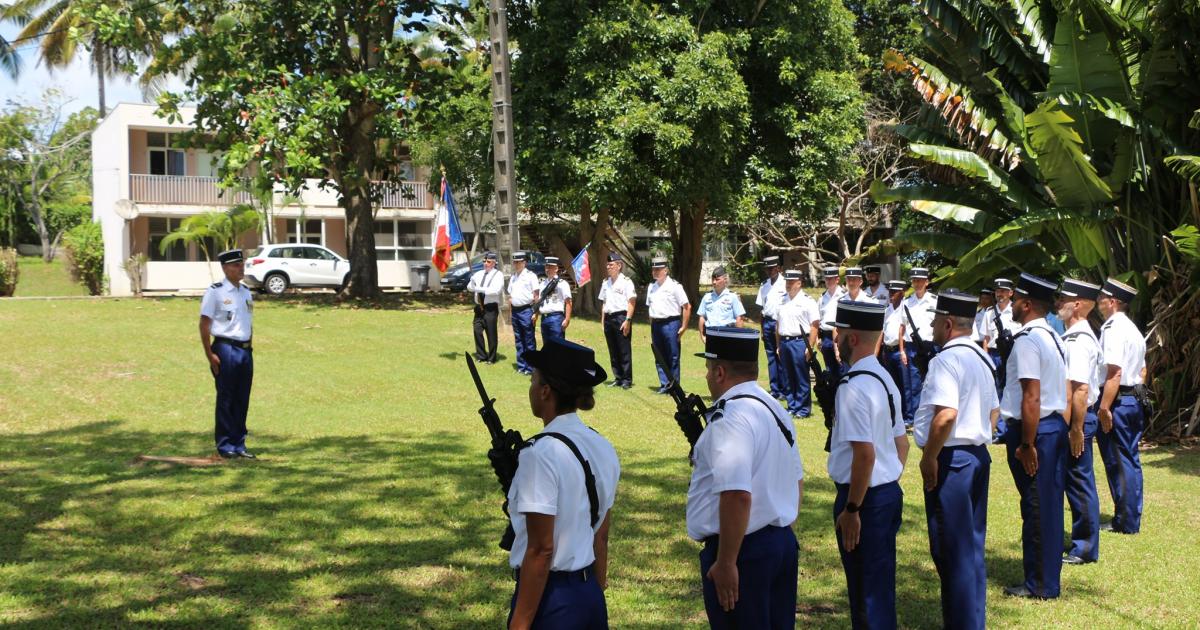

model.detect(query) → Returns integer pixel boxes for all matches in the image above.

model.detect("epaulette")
[210,282,223,289]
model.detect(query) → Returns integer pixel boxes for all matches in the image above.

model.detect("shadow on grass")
[1140,441,1200,476]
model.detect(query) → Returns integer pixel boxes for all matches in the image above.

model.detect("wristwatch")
[1019,442,1033,451]
[845,502,860,514]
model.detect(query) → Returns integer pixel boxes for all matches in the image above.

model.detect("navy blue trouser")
[989,350,1006,436]
[508,565,608,629]
[925,444,990,630]
[762,317,781,396]
[700,525,798,629]
[1003,413,1067,598]
[881,348,905,411]
[651,318,682,387]
[512,306,536,372]
[540,312,566,342]
[818,334,840,381]
[1097,395,1145,534]
[835,481,903,630]
[212,341,252,454]
[1066,411,1101,561]
[902,346,925,426]
[602,313,633,385]
[778,336,810,416]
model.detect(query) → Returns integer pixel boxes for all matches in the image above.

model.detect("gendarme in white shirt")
[757,275,787,319]
[200,278,254,342]
[597,274,637,315]
[866,283,890,302]
[913,337,999,448]
[538,275,572,315]
[508,413,621,571]
[900,291,938,342]
[983,302,1021,342]
[817,287,846,331]
[507,268,540,308]
[776,292,820,337]
[1000,317,1067,420]
[822,290,878,329]
[467,267,504,306]
[883,303,904,347]
[646,277,689,319]
[1064,320,1105,406]
[1099,312,1146,386]
[828,355,907,486]
[686,381,803,540]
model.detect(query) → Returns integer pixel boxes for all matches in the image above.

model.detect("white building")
[92,103,446,295]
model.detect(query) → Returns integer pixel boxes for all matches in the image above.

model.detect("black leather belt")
[604,312,626,319]
[1118,385,1138,395]
[213,336,252,350]
[780,335,805,340]
[884,344,900,352]
[513,564,593,582]
[652,316,681,324]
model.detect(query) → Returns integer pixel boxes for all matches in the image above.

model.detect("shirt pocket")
[220,305,237,323]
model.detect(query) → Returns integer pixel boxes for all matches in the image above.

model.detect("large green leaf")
[1061,219,1109,267]
[870,180,1006,233]
[1007,0,1054,64]
[1164,155,1200,183]
[921,0,1046,89]
[936,241,1055,288]
[908,143,1047,212]
[855,231,979,261]
[1044,15,1130,105]
[1024,102,1114,206]
[954,205,1114,271]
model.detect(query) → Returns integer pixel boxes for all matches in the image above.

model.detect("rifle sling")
[943,342,996,376]
[526,432,601,528]
[839,370,898,427]
[721,394,795,447]
[1012,325,1065,362]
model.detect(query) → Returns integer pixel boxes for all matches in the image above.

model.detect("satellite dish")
[114,199,140,220]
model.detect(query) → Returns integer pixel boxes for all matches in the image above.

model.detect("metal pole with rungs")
[488,0,520,268]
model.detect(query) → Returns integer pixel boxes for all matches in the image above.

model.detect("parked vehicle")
[440,252,547,291]
[244,244,350,295]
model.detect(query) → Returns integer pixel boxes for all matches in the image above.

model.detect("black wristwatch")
[1019,442,1033,451]
[845,501,860,514]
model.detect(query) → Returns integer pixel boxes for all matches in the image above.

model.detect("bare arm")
[836,442,875,552]
[707,490,751,612]
[510,513,555,630]
[1016,378,1041,476]
[199,316,220,375]
[1098,364,1121,433]
[680,303,693,334]
[1067,381,1089,458]
[735,314,744,327]
[592,512,612,590]
[919,406,956,490]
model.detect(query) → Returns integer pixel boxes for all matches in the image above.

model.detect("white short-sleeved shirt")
[699,288,746,327]
[647,277,690,319]
[757,275,787,318]
[821,291,878,330]
[817,287,847,331]
[687,381,803,540]
[1000,318,1068,420]
[507,268,540,307]
[597,274,637,315]
[200,279,254,342]
[982,303,1020,342]
[467,267,504,306]
[866,284,890,302]
[776,292,820,337]
[1099,312,1146,386]
[538,275,572,314]
[900,291,938,342]
[913,337,999,448]
[508,413,621,571]
[1063,320,1105,406]
[971,309,988,343]
[828,355,907,486]
[883,303,904,347]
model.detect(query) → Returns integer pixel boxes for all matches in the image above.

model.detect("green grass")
[1,297,1197,628]
[11,255,89,297]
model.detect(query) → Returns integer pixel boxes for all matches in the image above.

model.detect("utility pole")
[487,0,520,267]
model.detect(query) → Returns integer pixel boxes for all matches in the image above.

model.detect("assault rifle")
[992,306,1014,386]
[466,352,527,550]
[904,305,936,378]
[809,349,839,453]
[651,343,708,463]
[531,276,561,313]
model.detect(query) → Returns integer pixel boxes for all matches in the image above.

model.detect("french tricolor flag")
[571,245,592,287]
[431,176,465,273]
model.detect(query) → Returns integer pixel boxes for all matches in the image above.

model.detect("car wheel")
[265,273,289,296]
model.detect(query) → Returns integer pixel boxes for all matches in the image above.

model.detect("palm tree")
[159,206,262,279]
[1,0,165,115]
[866,0,1200,434]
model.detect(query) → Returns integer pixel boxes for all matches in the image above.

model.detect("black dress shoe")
[620,382,632,390]
[606,381,619,387]
[1063,555,1087,565]
[218,451,237,459]
[1100,521,1116,532]
[1003,585,1040,598]
[236,451,257,459]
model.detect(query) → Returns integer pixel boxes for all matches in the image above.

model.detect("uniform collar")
[655,276,674,287]
[847,353,883,371]
[1020,316,1049,331]
[709,287,729,298]
[716,380,760,404]
[220,278,238,291]
[542,412,584,433]
[1066,319,1095,336]
[943,335,976,350]
[823,287,843,298]
[1104,311,1128,326]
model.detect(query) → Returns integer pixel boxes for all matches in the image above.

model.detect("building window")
[373,219,432,261]
[286,219,323,245]
[148,217,186,261]
[147,132,186,176]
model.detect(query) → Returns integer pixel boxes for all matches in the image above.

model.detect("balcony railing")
[129,174,430,209]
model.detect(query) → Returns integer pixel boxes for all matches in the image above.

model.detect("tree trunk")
[674,203,706,306]
[336,101,382,299]
[573,202,609,316]
[94,44,107,117]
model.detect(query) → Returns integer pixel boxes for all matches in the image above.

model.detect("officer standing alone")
[756,255,787,398]
[199,249,257,459]
[686,327,803,628]
[828,301,908,629]
[1096,278,1147,535]
[647,257,692,393]
[598,253,637,389]
[1058,279,1105,565]
[1000,273,1068,599]
[507,252,540,375]
[914,291,998,630]
[468,252,505,364]
[507,338,620,629]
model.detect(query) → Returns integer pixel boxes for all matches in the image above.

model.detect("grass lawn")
[1,295,1197,628]
[11,255,89,297]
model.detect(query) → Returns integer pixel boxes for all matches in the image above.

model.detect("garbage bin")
[411,264,431,292]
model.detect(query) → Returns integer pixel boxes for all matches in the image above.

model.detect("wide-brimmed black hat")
[218,249,244,265]
[695,327,759,362]
[1100,278,1137,303]
[1015,272,1057,303]
[832,301,886,331]
[524,338,607,387]
[1060,278,1101,301]
[932,289,979,318]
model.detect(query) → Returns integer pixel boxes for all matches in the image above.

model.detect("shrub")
[63,221,106,295]
[0,248,18,296]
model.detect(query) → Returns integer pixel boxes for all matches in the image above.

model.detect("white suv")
[244,244,351,295]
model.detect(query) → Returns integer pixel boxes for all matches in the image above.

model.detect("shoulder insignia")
[223,298,233,305]
[211,282,223,289]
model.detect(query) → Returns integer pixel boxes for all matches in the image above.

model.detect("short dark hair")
[714,359,758,380]
[542,372,597,413]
